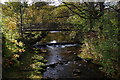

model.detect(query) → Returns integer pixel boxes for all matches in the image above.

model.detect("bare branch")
[62,2,89,19]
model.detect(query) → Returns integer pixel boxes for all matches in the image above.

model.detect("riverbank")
[3,44,47,79]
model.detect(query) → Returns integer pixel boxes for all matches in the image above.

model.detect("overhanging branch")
[62,2,89,19]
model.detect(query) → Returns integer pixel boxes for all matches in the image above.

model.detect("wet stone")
[73,73,77,76]
[73,69,81,74]
[74,53,76,55]
[79,64,82,66]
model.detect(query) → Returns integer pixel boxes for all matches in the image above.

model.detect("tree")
[63,2,105,29]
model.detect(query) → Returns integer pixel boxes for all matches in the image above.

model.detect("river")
[35,31,106,79]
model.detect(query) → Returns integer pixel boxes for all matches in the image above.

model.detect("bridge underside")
[23,29,80,32]
[21,23,80,32]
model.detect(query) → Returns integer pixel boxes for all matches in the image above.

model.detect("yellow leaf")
[8,21,16,29]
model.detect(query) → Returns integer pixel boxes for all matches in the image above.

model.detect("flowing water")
[35,31,106,79]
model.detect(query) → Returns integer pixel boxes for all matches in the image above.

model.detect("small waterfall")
[47,40,78,48]
[50,31,61,33]
[46,40,78,65]
[49,40,57,43]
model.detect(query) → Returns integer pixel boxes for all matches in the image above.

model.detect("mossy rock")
[43,59,48,63]
[32,55,44,61]
[84,58,93,63]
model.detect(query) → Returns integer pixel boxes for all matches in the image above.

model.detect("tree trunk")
[117,2,120,41]
[20,4,23,37]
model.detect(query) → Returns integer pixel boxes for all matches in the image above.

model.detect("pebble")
[58,59,61,61]
[47,67,50,69]
[76,62,79,65]
[73,69,81,73]
[73,61,76,64]
[74,53,76,54]
[67,61,71,64]
[79,64,81,66]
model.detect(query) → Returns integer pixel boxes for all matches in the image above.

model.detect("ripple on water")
[42,40,105,79]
